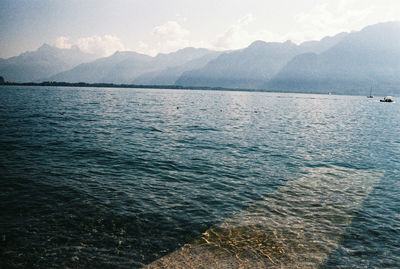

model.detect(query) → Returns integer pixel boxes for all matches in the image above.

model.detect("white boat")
[380,96,394,102]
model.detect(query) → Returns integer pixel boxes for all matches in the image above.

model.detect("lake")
[0,86,399,268]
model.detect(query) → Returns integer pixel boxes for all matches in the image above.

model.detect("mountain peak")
[329,20,400,53]
[248,40,296,50]
[155,47,210,58]
[356,21,400,37]
[361,20,400,31]
[38,43,54,51]
[112,50,143,56]
[248,40,268,49]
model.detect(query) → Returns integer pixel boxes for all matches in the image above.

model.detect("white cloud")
[54,36,72,49]
[210,2,400,50]
[237,13,255,25]
[129,20,213,56]
[76,35,125,56]
[152,21,190,40]
[136,14,284,54]
[53,2,400,58]
[212,14,282,50]
[213,14,253,50]
[289,1,379,43]
[53,35,125,56]
[151,21,191,53]
[209,2,390,49]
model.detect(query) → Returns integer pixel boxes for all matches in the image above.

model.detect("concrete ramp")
[146,166,381,268]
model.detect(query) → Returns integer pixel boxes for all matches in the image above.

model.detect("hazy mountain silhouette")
[175,33,346,89]
[2,22,400,96]
[49,51,153,83]
[298,32,348,54]
[151,47,215,68]
[0,44,97,82]
[266,22,400,95]
[132,51,221,85]
[175,41,300,89]
[49,48,216,84]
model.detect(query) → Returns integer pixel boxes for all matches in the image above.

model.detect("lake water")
[0,86,399,268]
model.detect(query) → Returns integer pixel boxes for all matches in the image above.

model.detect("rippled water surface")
[0,86,399,268]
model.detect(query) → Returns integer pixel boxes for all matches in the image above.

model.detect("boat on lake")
[380,96,394,102]
[367,87,373,98]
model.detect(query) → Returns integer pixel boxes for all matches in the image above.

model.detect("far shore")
[0,81,394,97]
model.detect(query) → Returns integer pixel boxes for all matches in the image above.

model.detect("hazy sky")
[1,0,400,58]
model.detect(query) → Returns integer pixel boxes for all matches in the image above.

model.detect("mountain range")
[0,44,97,82]
[266,22,400,95]
[176,33,347,89]
[49,47,219,84]
[1,21,399,95]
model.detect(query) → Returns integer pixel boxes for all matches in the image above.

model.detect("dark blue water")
[0,86,398,268]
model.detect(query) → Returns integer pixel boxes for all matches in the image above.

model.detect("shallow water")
[0,86,399,268]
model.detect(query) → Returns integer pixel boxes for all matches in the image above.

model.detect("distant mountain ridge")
[266,21,400,95]
[48,51,153,83]
[0,44,97,82]
[1,21,400,96]
[176,40,300,89]
[175,33,347,89]
[132,51,222,85]
[48,47,216,84]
